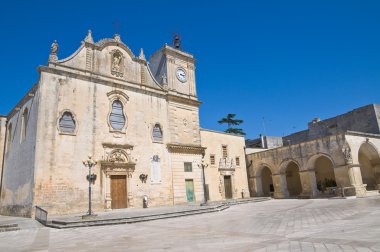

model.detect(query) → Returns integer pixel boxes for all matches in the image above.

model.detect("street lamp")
[82,155,97,217]
[198,157,209,204]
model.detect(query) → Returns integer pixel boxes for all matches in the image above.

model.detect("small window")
[236,157,240,166]
[59,112,76,133]
[222,145,228,159]
[184,162,192,172]
[210,155,215,165]
[152,124,163,142]
[6,123,12,153]
[21,108,28,142]
[109,100,125,130]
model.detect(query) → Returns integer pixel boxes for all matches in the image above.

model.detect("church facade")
[0,31,249,217]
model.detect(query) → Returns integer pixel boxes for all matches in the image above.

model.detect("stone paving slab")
[1,197,380,251]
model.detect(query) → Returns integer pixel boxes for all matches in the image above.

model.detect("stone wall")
[0,85,40,217]
[284,104,380,144]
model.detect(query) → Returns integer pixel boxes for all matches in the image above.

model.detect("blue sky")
[1,0,379,139]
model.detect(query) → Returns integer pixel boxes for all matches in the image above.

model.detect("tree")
[218,114,246,136]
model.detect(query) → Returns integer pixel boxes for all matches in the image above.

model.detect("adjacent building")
[246,104,380,199]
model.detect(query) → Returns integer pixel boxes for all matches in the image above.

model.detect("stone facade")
[200,129,249,201]
[0,32,216,217]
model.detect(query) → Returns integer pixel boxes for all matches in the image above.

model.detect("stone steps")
[47,204,229,229]
[0,223,20,232]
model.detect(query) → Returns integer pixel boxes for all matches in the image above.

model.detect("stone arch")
[255,164,275,197]
[307,153,337,194]
[358,142,380,190]
[278,158,301,174]
[279,159,302,197]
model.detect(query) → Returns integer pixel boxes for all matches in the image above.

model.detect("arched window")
[21,108,28,142]
[109,100,125,130]
[59,112,76,133]
[152,124,163,142]
[6,123,12,153]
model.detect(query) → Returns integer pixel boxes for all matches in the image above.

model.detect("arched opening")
[358,143,380,191]
[260,166,273,197]
[285,162,302,197]
[314,156,337,194]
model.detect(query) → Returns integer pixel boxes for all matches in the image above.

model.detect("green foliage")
[218,114,246,136]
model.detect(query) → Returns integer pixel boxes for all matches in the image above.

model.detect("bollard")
[143,195,148,208]
[241,189,245,199]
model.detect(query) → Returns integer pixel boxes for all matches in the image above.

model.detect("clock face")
[176,68,187,83]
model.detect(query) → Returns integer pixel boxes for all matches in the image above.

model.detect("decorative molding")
[102,143,133,149]
[106,90,129,101]
[167,143,206,154]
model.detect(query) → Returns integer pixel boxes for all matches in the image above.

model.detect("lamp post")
[198,157,209,204]
[82,155,97,217]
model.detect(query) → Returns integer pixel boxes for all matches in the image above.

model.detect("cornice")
[167,143,206,154]
[38,65,167,98]
[167,94,202,107]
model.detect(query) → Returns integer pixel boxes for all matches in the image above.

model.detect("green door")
[185,179,195,202]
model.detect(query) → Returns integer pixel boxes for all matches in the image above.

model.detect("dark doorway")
[224,176,233,199]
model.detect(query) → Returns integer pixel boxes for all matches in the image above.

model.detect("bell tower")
[149,44,197,98]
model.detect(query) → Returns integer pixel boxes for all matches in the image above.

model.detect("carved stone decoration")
[342,143,353,164]
[49,40,59,62]
[110,49,124,77]
[108,149,128,163]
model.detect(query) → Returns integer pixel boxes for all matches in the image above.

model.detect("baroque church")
[0,31,249,217]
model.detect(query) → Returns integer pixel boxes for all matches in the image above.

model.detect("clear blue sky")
[1,0,379,139]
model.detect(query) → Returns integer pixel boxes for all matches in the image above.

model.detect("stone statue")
[49,40,59,62]
[51,40,58,54]
[342,145,353,164]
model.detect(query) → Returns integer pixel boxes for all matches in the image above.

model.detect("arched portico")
[255,165,274,197]
[284,161,302,197]
[358,142,380,191]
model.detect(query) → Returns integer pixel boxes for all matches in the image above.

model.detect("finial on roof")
[172,33,181,49]
[49,40,59,62]
[84,30,94,43]
[114,34,121,42]
[138,48,146,61]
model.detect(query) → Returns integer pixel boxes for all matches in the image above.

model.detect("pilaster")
[272,174,289,198]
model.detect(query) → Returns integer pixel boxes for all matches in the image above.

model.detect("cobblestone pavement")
[1,197,380,251]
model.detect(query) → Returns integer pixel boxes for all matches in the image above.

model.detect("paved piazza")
[1,198,380,251]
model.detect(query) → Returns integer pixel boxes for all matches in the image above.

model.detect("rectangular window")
[184,162,192,172]
[236,157,240,166]
[222,145,228,159]
[210,155,215,165]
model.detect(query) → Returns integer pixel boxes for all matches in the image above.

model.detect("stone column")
[105,174,111,210]
[299,170,318,198]
[254,176,263,197]
[348,164,366,197]
[272,174,289,198]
